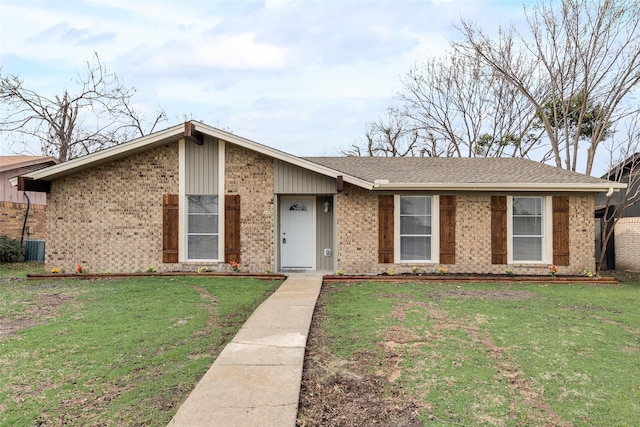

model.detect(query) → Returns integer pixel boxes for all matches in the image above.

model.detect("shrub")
[0,236,26,262]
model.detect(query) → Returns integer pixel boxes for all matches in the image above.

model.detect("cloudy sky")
[1,0,532,159]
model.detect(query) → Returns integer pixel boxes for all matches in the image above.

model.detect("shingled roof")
[303,157,619,191]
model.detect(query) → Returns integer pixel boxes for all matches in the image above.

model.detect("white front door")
[281,197,315,269]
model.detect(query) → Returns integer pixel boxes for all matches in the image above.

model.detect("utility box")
[25,240,45,262]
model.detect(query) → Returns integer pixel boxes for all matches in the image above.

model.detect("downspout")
[20,191,31,245]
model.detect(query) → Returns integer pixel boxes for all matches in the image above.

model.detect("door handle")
[282,232,286,244]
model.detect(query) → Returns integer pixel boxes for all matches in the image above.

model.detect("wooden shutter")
[552,196,570,266]
[439,195,456,264]
[162,194,179,263]
[491,196,507,264]
[378,195,394,263]
[225,194,241,263]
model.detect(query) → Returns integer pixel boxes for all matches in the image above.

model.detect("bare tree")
[348,48,544,158]
[342,110,423,157]
[0,52,166,162]
[597,116,640,271]
[458,0,640,175]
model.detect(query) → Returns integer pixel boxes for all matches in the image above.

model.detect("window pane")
[513,216,542,235]
[188,195,218,214]
[400,215,431,235]
[513,237,542,261]
[400,236,430,261]
[188,215,218,233]
[400,196,430,215]
[513,197,541,215]
[188,235,218,259]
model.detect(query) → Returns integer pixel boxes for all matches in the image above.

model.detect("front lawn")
[298,279,640,426]
[0,274,281,426]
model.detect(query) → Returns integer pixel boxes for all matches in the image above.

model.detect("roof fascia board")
[192,122,374,189]
[21,121,375,190]
[372,182,627,192]
[23,124,186,181]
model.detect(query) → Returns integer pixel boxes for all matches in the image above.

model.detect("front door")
[280,197,315,269]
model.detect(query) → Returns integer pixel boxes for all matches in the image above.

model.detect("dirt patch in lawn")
[297,290,426,427]
[430,288,539,301]
[0,292,75,337]
[298,286,567,426]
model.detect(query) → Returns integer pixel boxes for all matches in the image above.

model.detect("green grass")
[323,280,640,426]
[0,261,46,278]
[0,274,281,426]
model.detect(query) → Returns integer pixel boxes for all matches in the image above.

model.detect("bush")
[0,236,26,262]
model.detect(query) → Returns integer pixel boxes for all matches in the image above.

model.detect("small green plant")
[197,266,213,273]
[412,266,419,275]
[388,269,395,276]
[229,261,240,272]
[337,269,345,276]
[438,266,448,275]
[146,266,157,273]
[582,269,594,277]
[264,268,272,274]
[505,269,515,276]
[76,264,85,274]
[51,267,61,274]
[0,235,25,262]
[548,264,558,276]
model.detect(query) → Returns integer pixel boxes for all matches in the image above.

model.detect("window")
[187,195,218,260]
[512,196,543,262]
[399,196,433,261]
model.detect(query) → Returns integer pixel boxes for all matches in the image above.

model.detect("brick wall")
[0,202,47,241]
[614,217,640,271]
[46,143,179,273]
[335,184,380,273]
[336,189,596,275]
[224,143,275,272]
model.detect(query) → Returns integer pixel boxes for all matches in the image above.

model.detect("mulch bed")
[26,272,287,280]
[26,272,617,284]
[323,274,618,284]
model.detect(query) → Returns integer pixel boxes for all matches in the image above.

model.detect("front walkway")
[168,274,323,426]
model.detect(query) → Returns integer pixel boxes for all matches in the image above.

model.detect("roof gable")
[16,121,623,193]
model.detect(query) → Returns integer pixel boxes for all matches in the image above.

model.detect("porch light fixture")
[324,201,331,213]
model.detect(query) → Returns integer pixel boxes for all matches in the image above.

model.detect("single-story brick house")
[16,121,624,275]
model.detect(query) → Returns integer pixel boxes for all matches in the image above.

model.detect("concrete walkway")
[168,274,323,427]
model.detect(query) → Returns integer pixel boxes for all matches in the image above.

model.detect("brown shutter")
[225,194,241,263]
[378,195,394,263]
[162,194,179,263]
[552,196,570,266]
[491,196,507,264]
[439,195,456,264]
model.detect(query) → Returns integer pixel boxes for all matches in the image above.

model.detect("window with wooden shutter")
[439,195,456,264]
[225,194,241,263]
[491,196,507,264]
[552,196,570,266]
[378,195,394,263]
[162,194,179,263]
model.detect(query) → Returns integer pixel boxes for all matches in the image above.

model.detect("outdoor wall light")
[324,201,331,213]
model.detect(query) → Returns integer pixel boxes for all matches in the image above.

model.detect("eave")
[371,181,627,192]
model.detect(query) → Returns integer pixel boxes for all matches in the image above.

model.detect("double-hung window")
[511,196,544,262]
[187,195,218,260]
[399,196,433,262]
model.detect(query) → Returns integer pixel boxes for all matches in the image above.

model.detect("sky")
[1,0,562,166]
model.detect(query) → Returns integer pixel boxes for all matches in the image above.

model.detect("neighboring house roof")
[600,152,640,180]
[16,121,624,193]
[0,156,58,173]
